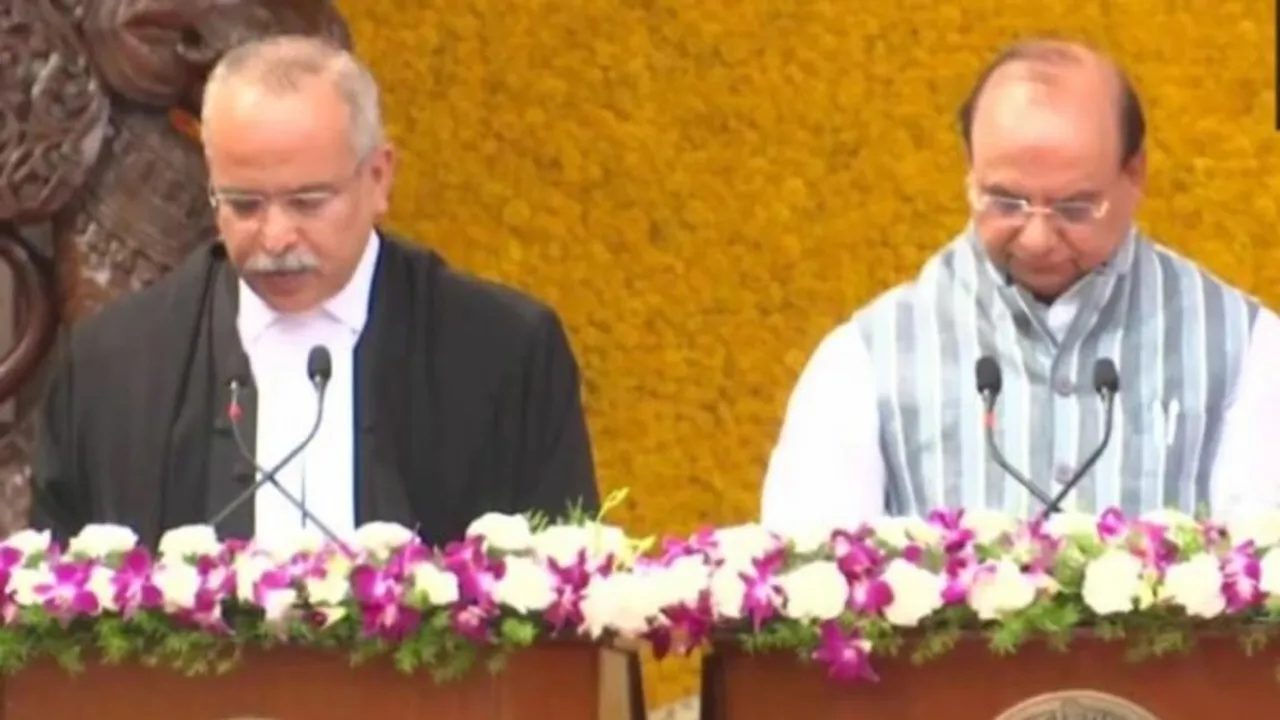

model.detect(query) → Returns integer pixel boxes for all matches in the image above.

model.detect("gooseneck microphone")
[1039,358,1120,521]
[975,357,1055,507]
[208,346,349,551]
[976,355,1122,519]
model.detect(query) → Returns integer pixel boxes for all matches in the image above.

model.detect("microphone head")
[1093,358,1119,394]
[307,345,333,386]
[975,355,1002,396]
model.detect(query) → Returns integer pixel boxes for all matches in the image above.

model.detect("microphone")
[1038,358,1120,520]
[975,356,1056,508]
[208,346,350,553]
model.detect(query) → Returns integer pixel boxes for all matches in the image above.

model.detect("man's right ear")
[1122,149,1147,193]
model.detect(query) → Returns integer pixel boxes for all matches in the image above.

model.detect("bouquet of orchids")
[2,502,1280,685]
[645,507,1280,681]
[0,491,664,680]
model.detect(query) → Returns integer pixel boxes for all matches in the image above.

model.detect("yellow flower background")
[335,0,1275,706]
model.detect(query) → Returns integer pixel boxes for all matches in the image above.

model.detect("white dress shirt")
[237,232,379,546]
[760,281,1280,533]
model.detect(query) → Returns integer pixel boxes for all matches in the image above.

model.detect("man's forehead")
[205,96,350,162]
[970,79,1118,172]
[972,56,1117,137]
[204,78,343,128]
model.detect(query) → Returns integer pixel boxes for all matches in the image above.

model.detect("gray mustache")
[242,250,320,274]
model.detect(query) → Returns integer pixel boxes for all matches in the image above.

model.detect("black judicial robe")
[29,233,600,548]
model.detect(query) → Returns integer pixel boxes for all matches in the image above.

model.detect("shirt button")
[1053,375,1074,396]
[1054,464,1074,484]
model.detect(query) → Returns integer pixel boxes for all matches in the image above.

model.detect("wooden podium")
[701,634,1280,719]
[0,643,645,720]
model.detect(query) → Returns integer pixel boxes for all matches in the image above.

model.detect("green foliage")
[911,624,960,664]
[0,603,554,683]
[526,487,629,531]
[733,596,1272,671]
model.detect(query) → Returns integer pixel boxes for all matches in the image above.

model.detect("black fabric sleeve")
[514,309,600,520]
[28,339,87,541]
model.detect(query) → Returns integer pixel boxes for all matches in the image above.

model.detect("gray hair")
[201,35,384,158]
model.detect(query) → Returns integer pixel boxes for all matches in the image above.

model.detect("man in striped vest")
[760,39,1280,531]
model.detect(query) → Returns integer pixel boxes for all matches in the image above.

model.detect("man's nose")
[1016,214,1055,254]
[259,204,297,254]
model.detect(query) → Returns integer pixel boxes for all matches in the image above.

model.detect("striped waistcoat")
[854,231,1259,517]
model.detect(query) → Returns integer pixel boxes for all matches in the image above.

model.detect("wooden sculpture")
[0,0,351,534]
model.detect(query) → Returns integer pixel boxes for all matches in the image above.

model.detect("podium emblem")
[995,690,1159,719]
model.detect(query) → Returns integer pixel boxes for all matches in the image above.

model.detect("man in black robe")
[29,36,599,548]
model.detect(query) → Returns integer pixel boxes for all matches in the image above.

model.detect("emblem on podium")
[994,689,1159,719]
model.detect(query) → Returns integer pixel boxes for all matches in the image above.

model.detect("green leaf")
[1241,626,1272,656]
[911,625,960,664]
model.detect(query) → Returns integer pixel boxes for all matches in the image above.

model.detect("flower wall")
[335,0,1277,706]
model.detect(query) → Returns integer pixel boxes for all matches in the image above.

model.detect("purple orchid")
[544,551,594,632]
[440,538,505,612]
[1201,520,1230,549]
[660,591,714,654]
[449,604,491,642]
[811,620,877,681]
[926,508,978,554]
[831,531,885,579]
[900,544,925,565]
[174,557,234,630]
[1097,507,1129,543]
[388,541,432,570]
[926,508,965,529]
[251,567,297,618]
[940,556,977,606]
[111,548,162,617]
[350,563,419,640]
[34,560,101,620]
[1008,523,1062,577]
[0,545,22,573]
[0,544,24,611]
[646,625,674,659]
[1222,542,1262,613]
[219,538,250,560]
[738,552,786,631]
[659,528,717,563]
[1128,521,1179,575]
[849,577,893,615]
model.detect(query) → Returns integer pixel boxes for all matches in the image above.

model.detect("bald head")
[201,35,384,159]
[957,39,1145,167]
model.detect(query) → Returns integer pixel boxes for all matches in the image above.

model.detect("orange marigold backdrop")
[334,0,1277,706]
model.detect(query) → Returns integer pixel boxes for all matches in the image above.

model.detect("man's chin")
[1012,270,1078,301]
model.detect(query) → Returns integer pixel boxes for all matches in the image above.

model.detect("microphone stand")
[208,378,351,554]
[1036,387,1118,522]
[981,391,1056,508]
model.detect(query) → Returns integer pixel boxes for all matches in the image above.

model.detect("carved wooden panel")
[0,0,351,535]
[0,0,110,222]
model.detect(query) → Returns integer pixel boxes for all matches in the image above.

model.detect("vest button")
[1054,463,1074,484]
[1053,375,1074,396]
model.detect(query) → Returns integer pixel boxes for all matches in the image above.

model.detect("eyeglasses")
[208,161,366,224]
[970,189,1110,226]
[209,188,341,221]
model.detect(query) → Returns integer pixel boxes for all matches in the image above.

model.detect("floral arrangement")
[0,507,654,680]
[654,507,1280,680]
[3,505,1280,684]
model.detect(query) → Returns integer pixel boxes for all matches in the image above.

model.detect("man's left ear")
[367,144,397,215]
